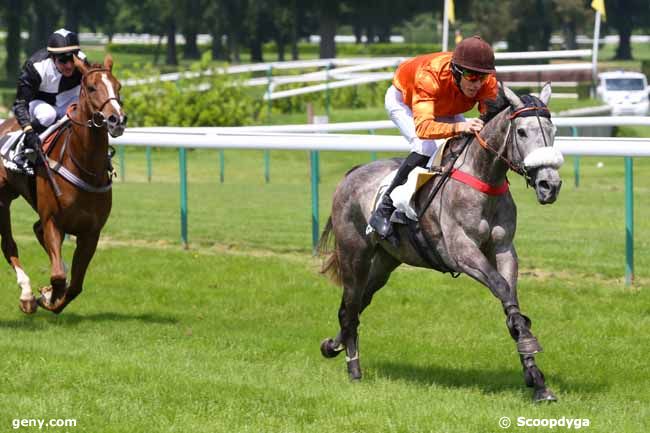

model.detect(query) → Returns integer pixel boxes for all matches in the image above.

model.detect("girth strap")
[406,219,460,277]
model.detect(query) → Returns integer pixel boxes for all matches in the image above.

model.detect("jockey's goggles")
[459,68,489,82]
[54,52,76,64]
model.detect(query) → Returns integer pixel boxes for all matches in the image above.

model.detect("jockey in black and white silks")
[12,28,89,157]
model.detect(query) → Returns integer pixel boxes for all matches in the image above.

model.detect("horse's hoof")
[533,387,558,403]
[517,337,543,355]
[36,287,65,314]
[346,353,361,380]
[19,297,38,314]
[320,338,344,358]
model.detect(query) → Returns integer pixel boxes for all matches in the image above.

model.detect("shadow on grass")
[372,360,608,396]
[0,311,178,330]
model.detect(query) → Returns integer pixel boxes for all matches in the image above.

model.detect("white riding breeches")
[384,85,465,157]
[29,97,77,128]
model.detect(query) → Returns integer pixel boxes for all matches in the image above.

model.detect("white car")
[596,71,650,116]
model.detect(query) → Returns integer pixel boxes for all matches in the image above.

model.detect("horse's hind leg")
[322,246,398,380]
[0,194,37,314]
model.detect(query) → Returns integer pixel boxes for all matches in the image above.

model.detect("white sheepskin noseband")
[523,147,564,169]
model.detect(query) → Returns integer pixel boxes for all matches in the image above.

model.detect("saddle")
[369,136,470,275]
[0,116,70,176]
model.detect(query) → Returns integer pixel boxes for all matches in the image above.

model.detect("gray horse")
[318,83,562,402]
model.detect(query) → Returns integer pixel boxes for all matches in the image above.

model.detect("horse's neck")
[70,103,109,174]
[460,110,511,184]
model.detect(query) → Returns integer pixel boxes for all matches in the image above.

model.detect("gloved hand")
[458,118,485,134]
[24,129,41,151]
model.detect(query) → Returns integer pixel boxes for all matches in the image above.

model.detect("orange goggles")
[460,69,489,82]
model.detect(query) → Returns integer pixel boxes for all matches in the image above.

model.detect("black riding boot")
[369,152,430,238]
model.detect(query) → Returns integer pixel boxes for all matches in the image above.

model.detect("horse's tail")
[317,216,342,286]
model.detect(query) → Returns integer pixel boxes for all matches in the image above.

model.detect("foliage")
[396,12,439,44]
[269,79,391,115]
[119,54,262,127]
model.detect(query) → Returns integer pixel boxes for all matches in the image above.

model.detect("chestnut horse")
[0,55,126,314]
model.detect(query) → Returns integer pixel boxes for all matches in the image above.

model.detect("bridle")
[473,99,552,184]
[68,67,123,129]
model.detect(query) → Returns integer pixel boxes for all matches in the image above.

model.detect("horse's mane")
[479,85,510,124]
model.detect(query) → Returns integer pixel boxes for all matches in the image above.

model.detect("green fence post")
[179,147,188,249]
[625,156,634,286]
[119,145,126,182]
[265,65,272,183]
[146,146,152,182]
[325,62,331,118]
[369,129,377,161]
[310,150,320,253]
[571,126,580,188]
[219,149,225,184]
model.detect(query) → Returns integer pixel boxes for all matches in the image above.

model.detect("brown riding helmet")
[452,35,496,74]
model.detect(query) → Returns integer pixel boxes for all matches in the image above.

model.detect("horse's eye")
[517,128,527,138]
[87,85,96,92]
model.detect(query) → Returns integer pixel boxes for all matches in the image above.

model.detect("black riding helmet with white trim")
[47,28,80,55]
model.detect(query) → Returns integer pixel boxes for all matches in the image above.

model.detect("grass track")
[0,148,648,432]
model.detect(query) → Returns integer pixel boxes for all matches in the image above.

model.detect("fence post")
[571,126,580,188]
[179,147,188,249]
[625,157,634,286]
[219,149,225,183]
[307,103,320,252]
[310,150,320,253]
[146,146,152,182]
[325,62,331,117]
[119,145,126,182]
[369,129,377,161]
[264,65,272,183]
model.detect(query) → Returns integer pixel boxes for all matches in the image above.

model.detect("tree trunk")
[563,20,577,50]
[615,26,632,60]
[319,6,337,58]
[183,30,200,59]
[166,18,178,66]
[211,31,223,60]
[228,31,241,64]
[5,0,22,79]
[63,0,80,33]
[276,37,286,61]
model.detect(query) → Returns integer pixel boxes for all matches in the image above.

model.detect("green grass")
[0,147,648,432]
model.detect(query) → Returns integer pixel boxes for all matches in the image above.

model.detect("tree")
[470,0,518,46]
[3,0,23,79]
[318,0,339,58]
[605,0,650,60]
[552,0,590,50]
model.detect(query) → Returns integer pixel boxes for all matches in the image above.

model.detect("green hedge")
[119,58,262,127]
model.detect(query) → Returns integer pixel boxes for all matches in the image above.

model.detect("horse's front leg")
[36,217,67,313]
[495,244,556,402]
[56,231,100,313]
[450,235,556,402]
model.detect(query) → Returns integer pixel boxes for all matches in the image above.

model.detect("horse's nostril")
[108,115,118,124]
[122,115,128,125]
[538,180,550,191]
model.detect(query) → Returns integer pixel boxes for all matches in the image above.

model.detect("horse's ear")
[73,55,88,75]
[503,85,523,109]
[104,54,113,72]
[539,81,552,106]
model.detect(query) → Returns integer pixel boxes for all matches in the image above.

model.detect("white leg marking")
[15,266,33,300]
